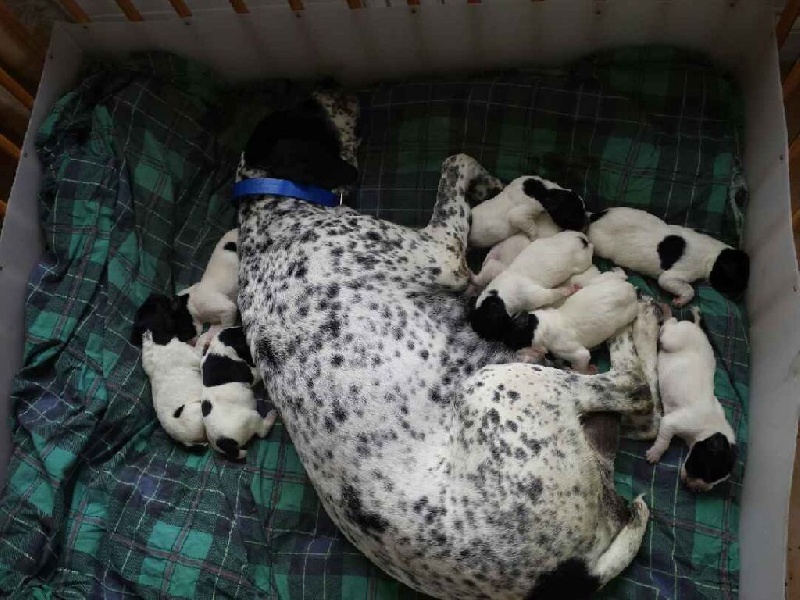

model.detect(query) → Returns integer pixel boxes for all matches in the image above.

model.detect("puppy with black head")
[587,207,749,306]
[469,231,592,342]
[200,326,276,460]
[645,306,736,491]
[468,175,587,248]
[131,294,207,447]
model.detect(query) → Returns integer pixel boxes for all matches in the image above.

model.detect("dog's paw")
[631,494,650,523]
[612,267,628,279]
[516,345,547,364]
[645,445,663,464]
[258,410,278,438]
[562,283,582,296]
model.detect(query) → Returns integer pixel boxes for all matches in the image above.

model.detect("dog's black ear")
[219,326,254,366]
[266,138,357,189]
[503,312,538,350]
[131,294,174,346]
[171,294,197,343]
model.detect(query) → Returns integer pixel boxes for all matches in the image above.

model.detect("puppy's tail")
[691,306,701,325]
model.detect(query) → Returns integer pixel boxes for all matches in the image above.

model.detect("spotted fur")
[236,92,658,599]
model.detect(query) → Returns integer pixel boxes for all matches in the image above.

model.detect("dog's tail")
[691,306,701,325]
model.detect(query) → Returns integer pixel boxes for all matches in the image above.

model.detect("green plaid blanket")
[0,48,747,599]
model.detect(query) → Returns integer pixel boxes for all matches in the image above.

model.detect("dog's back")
[657,315,716,413]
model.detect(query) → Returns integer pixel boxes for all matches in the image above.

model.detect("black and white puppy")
[200,326,276,460]
[646,307,736,491]
[587,207,749,306]
[470,231,592,343]
[131,294,206,447]
[182,228,239,341]
[468,175,587,247]
[513,271,639,373]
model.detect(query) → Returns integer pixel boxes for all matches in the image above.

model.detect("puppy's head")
[709,248,749,300]
[565,232,594,272]
[681,432,736,492]
[171,293,200,342]
[470,291,514,341]
[242,97,358,190]
[523,177,588,232]
[504,312,539,350]
[131,294,177,346]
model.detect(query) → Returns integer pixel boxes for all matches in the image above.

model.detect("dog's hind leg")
[590,495,649,587]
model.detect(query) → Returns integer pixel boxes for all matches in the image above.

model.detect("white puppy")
[587,207,749,306]
[646,307,736,492]
[142,333,207,446]
[468,175,587,247]
[470,233,531,289]
[469,231,593,342]
[181,229,239,338]
[131,294,207,447]
[200,326,276,460]
[518,271,638,373]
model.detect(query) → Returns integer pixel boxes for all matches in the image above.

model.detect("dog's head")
[522,176,588,232]
[131,293,197,346]
[240,91,358,191]
[709,248,749,300]
[503,312,539,350]
[470,290,515,341]
[682,432,736,492]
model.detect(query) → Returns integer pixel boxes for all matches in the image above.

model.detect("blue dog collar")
[232,178,341,208]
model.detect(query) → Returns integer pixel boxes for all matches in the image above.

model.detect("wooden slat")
[0,199,6,219]
[777,0,800,50]
[58,0,91,23]
[287,0,303,9]
[346,0,363,8]
[791,131,800,164]
[0,64,33,110]
[229,0,249,13]
[115,0,144,21]
[787,57,800,102]
[169,0,192,17]
[0,132,21,161]
[0,1,46,60]
[793,208,800,234]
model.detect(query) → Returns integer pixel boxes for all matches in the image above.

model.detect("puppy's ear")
[131,294,173,346]
[171,294,197,343]
[503,313,538,350]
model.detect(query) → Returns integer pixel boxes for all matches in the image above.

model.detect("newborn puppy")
[468,175,587,247]
[181,229,239,336]
[469,233,531,290]
[587,207,749,306]
[470,231,593,342]
[131,294,206,447]
[551,266,627,308]
[200,326,276,460]
[513,271,638,373]
[646,307,736,492]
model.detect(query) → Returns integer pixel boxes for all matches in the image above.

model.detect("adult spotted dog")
[235,90,658,600]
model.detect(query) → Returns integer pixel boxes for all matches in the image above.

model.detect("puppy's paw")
[671,295,691,308]
[562,283,582,296]
[612,267,628,279]
[258,410,278,438]
[583,364,599,375]
[631,494,650,523]
[645,445,663,464]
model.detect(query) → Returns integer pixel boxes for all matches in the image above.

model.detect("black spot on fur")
[523,177,587,231]
[709,248,749,299]
[173,405,184,418]
[216,437,241,460]
[342,484,388,534]
[201,400,212,416]
[685,433,736,484]
[657,234,686,271]
[525,558,599,600]
[470,292,513,342]
[256,338,278,368]
[223,241,237,253]
[218,326,254,366]
[202,354,254,387]
[503,313,539,351]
